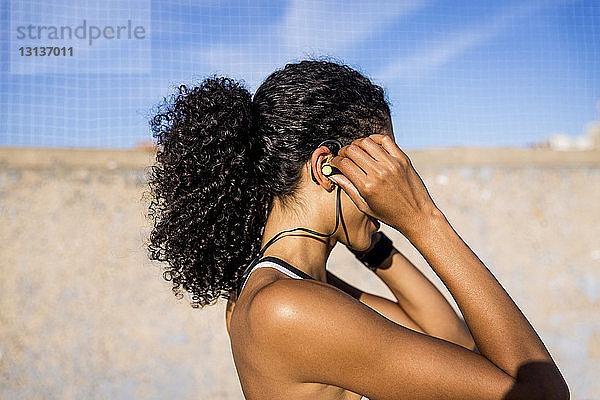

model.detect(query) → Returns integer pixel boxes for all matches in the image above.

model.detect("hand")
[328,134,440,239]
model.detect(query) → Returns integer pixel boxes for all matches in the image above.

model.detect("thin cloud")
[375,0,567,85]
[187,0,428,88]
[279,0,428,50]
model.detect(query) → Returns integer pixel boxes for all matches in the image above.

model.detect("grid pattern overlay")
[0,0,598,149]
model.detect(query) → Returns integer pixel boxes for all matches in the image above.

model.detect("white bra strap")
[239,260,305,293]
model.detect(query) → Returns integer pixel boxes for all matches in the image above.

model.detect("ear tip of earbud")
[321,164,334,176]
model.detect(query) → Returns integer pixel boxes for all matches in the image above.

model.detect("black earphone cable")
[237,139,344,294]
[256,183,342,260]
[238,184,342,292]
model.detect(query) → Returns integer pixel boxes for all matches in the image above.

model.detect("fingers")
[368,134,410,163]
[350,137,391,162]
[338,143,375,174]
[328,174,373,216]
[329,154,367,191]
[327,134,412,222]
[332,136,391,178]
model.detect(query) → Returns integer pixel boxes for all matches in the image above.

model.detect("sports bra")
[237,256,371,400]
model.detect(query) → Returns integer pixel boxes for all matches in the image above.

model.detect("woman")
[147,60,569,399]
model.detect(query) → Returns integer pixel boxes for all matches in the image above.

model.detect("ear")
[309,146,337,192]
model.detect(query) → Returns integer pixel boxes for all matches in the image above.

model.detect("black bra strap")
[259,256,315,280]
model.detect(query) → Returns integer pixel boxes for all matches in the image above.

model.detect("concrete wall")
[1,147,599,399]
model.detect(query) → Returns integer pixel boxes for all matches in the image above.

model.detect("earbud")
[242,139,345,282]
[311,139,343,184]
[321,162,340,177]
[321,159,340,189]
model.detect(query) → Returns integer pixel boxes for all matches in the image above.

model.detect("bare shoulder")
[248,276,382,340]
[250,274,356,312]
[248,277,412,362]
[247,277,528,400]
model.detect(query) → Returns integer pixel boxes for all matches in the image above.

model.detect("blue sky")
[0,0,598,149]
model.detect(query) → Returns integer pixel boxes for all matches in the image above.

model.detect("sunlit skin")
[225,116,568,399]
[226,121,474,344]
[225,119,470,398]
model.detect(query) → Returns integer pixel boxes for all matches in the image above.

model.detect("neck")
[259,197,338,283]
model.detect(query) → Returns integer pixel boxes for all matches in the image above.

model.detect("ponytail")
[147,59,392,308]
[146,76,271,308]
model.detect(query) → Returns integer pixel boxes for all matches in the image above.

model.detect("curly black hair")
[146,57,392,308]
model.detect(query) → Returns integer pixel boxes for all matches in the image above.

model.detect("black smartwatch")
[351,232,395,271]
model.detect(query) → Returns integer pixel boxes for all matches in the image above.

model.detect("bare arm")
[250,215,568,398]
[408,209,560,378]
[251,273,563,399]
[326,269,427,334]
[349,231,476,350]
[322,133,568,398]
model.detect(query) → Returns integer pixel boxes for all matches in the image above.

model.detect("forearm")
[327,270,427,335]
[329,132,567,396]
[401,209,561,379]
[374,247,475,349]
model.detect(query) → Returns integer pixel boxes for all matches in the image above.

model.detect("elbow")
[541,377,570,400]
[511,377,569,400]
[537,365,570,400]
[515,364,570,400]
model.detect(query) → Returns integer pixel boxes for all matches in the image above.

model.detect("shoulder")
[247,276,372,332]
[244,277,522,400]
[246,277,398,377]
